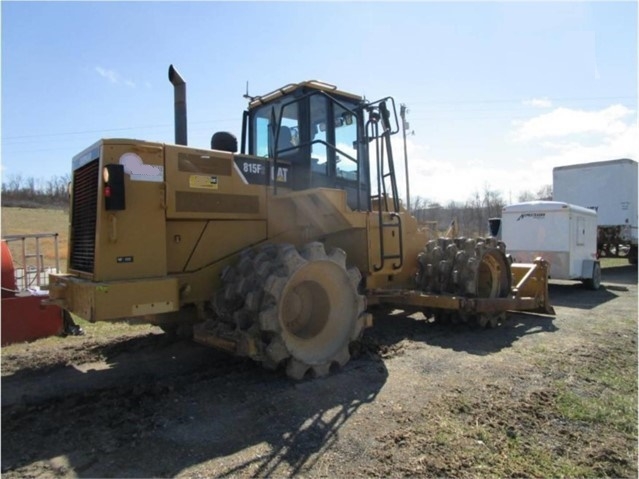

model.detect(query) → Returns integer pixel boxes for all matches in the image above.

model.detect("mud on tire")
[416,237,512,328]
[214,242,368,379]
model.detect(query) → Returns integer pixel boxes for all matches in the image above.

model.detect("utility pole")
[400,104,410,212]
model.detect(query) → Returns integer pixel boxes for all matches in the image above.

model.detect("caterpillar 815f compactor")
[49,66,553,379]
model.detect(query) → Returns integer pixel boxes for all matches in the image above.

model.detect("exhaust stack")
[168,64,187,146]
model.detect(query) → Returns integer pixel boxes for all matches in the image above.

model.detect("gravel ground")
[1,262,637,478]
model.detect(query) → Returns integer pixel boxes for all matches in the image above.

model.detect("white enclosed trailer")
[501,201,600,289]
[553,158,637,264]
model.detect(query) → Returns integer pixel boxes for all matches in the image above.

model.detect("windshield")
[248,87,368,210]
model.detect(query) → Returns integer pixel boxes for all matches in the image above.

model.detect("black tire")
[583,262,601,290]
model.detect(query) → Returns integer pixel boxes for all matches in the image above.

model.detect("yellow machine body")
[48,73,553,379]
[49,137,427,320]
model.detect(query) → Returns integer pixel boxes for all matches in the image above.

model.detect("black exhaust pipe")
[168,64,187,146]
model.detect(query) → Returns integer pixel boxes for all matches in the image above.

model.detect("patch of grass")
[600,257,634,268]
[556,350,638,436]
[401,393,596,478]
[557,388,636,435]
[377,333,637,478]
[72,316,159,338]
[1,316,156,355]
[498,437,593,478]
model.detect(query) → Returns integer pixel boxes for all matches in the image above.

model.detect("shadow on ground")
[547,283,621,309]
[1,334,225,406]
[2,336,388,478]
[601,264,637,286]
[364,309,557,358]
[543,263,636,309]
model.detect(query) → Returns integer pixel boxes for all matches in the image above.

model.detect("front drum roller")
[214,242,368,379]
[416,237,512,327]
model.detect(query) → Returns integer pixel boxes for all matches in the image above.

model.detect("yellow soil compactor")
[49,66,553,379]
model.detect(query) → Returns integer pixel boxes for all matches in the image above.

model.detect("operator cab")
[242,81,371,211]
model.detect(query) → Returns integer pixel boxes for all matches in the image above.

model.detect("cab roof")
[248,80,362,110]
[502,201,597,216]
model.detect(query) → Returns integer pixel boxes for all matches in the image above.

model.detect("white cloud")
[345,103,636,208]
[509,104,637,198]
[95,66,136,88]
[513,105,634,141]
[95,66,118,83]
[523,98,553,108]
[529,125,637,172]
[383,136,518,206]
[384,104,637,207]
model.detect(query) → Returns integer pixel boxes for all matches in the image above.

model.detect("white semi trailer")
[553,158,638,264]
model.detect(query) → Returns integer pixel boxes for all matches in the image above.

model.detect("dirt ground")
[2,262,637,478]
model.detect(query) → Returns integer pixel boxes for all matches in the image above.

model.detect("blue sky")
[2,1,637,205]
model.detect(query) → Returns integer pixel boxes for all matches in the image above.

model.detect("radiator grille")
[70,159,99,273]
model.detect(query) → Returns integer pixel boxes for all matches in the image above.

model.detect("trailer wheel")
[583,262,601,290]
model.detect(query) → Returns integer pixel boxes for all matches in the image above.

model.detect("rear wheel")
[214,242,368,379]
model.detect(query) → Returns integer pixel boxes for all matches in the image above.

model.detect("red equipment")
[1,240,63,345]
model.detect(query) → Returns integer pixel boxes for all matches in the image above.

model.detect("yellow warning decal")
[189,175,219,189]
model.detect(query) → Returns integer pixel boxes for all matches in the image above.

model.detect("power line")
[409,103,638,115]
[5,96,635,141]
[3,95,635,142]
[1,119,238,141]
[402,95,636,106]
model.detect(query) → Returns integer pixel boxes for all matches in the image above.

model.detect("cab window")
[334,103,358,181]
[252,99,299,158]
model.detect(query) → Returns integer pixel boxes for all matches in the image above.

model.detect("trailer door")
[576,217,586,246]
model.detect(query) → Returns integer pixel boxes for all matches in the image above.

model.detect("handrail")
[2,232,60,290]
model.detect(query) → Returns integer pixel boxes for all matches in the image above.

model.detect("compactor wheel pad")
[215,242,366,379]
[416,237,512,328]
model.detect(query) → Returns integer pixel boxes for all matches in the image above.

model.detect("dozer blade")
[510,257,555,315]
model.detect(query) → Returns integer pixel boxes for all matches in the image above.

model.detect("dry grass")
[1,207,69,270]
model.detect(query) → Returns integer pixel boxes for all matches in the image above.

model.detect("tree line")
[410,184,552,237]
[1,173,553,237]
[1,174,71,209]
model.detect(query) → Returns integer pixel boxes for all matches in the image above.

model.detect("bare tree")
[536,184,552,200]
[517,190,536,202]
[2,174,70,209]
